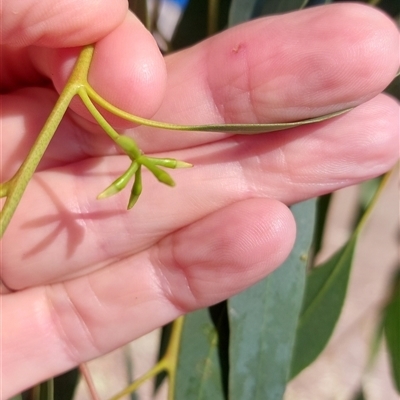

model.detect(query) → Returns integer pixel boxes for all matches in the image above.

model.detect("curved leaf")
[128,0,149,29]
[53,369,80,400]
[228,200,316,399]
[290,171,393,379]
[174,309,226,400]
[87,87,353,134]
[290,234,357,378]
[254,0,309,16]
[312,194,332,260]
[228,0,260,26]
[171,0,231,50]
[384,269,400,393]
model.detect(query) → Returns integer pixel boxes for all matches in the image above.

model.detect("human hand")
[1,0,399,397]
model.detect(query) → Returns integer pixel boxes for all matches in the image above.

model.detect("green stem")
[78,87,144,160]
[208,0,219,36]
[355,166,396,235]
[164,316,184,400]
[0,87,74,237]
[108,317,184,400]
[86,84,352,134]
[0,45,95,238]
[78,88,120,141]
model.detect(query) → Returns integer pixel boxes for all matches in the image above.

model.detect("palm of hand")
[1,3,399,397]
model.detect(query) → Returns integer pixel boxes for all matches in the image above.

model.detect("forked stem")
[0,45,95,237]
[108,317,184,400]
[0,41,362,237]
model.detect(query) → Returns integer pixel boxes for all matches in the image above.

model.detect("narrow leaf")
[290,171,393,378]
[174,309,225,400]
[171,0,210,49]
[228,199,316,400]
[128,0,150,29]
[209,302,230,398]
[383,269,400,393]
[53,368,80,400]
[255,0,309,16]
[311,194,332,260]
[87,87,352,134]
[353,176,383,227]
[32,380,54,400]
[353,388,366,400]
[289,234,357,378]
[228,0,259,26]
[172,0,231,50]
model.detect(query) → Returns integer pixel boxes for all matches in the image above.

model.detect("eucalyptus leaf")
[254,0,309,16]
[312,194,332,260]
[128,0,150,29]
[289,234,357,378]
[171,0,231,50]
[228,200,316,400]
[87,87,353,134]
[353,388,366,400]
[171,0,209,49]
[174,310,226,400]
[383,269,400,393]
[53,369,80,400]
[228,0,260,26]
[32,380,54,400]
[374,0,400,18]
[170,107,352,133]
[290,171,394,378]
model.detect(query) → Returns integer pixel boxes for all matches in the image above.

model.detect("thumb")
[1,0,128,47]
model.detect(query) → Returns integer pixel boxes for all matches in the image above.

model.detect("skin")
[1,0,399,397]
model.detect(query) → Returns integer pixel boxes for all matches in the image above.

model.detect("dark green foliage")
[171,0,231,50]
[174,309,226,400]
[384,269,400,393]
[228,200,316,399]
[290,235,357,378]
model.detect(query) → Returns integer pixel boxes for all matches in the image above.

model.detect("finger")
[1,0,129,90]
[1,11,167,175]
[2,3,397,165]
[2,93,398,288]
[128,3,399,152]
[1,0,128,47]
[5,12,167,119]
[2,198,295,397]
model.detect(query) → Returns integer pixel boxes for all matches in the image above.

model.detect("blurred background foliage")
[16,0,399,399]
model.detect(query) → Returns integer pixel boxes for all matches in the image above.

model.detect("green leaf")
[290,171,392,378]
[171,0,231,50]
[86,86,353,134]
[53,369,80,400]
[209,302,230,398]
[383,269,400,393]
[228,199,316,400]
[353,176,384,228]
[255,0,309,16]
[174,309,226,400]
[228,0,260,26]
[128,0,149,29]
[31,380,54,400]
[374,0,400,19]
[171,0,208,49]
[353,388,366,400]
[311,194,332,260]
[289,234,357,378]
